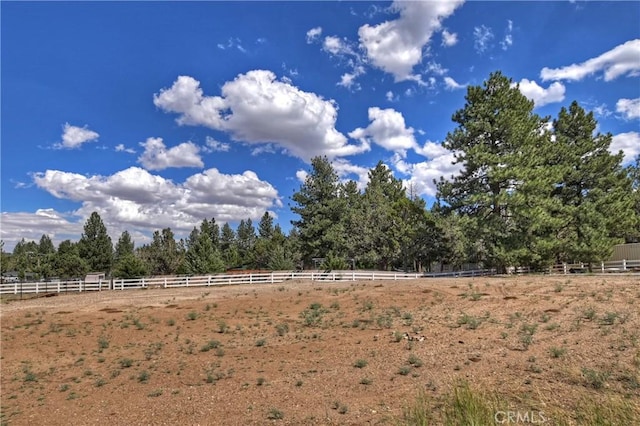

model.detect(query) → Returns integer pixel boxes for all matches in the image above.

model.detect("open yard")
[1,275,639,425]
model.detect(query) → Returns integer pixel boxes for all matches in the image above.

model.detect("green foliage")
[54,240,89,279]
[552,101,634,264]
[78,212,113,274]
[291,156,348,265]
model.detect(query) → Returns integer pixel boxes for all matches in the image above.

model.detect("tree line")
[2,71,639,279]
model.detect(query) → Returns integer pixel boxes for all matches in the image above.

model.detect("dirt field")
[1,275,639,425]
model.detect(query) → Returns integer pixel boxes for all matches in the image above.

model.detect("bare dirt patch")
[1,275,639,425]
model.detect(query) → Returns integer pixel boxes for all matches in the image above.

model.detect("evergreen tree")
[358,161,406,270]
[436,71,554,272]
[78,212,113,273]
[258,212,274,240]
[143,228,183,275]
[220,222,240,269]
[627,156,640,242]
[12,239,39,281]
[113,231,147,279]
[236,219,257,266]
[184,221,225,274]
[552,101,635,265]
[291,156,347,265]
[37,234,56,280]
[54,240,89,279]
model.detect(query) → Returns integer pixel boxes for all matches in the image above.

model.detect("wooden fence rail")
[2,261,636,296]
[0,269,496,296]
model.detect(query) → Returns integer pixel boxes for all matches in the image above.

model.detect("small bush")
[119,358,133,368]
[186,311,198,321]
[267,408,284,420]
[354,359,368,369]
[138,370,150,383]
[256,338,267,347]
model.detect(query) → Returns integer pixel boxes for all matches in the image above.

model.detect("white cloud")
[516,79,566,107]
[323,36,347,55]
[137,137,204,171]
[333,158,371,190]
[616,98,640,120]
[295,169,308,183]
[154,71,369,162]
[541,39,640,82]
[23,166,281,247]
[358,0,464,81]
[349,107,417,157]
[251,144,276,156]
[425,61,448,76]
[473,25,494,54]
[593,104,613,118]
[0,209,83,252]
[115,144,136,154]
[441,29,458,47]
[500,20,513,50]
[386,91,398,102]
[392,142,462,197]
[306,27,322,43]
[55,123,99,149]
[204,136,230,153]
[338,66,366,89]
[610,132,640,164]
[444,76,465,90]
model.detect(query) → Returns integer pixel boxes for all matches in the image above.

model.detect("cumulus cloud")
[154,71,368,162]
[137,137,204,171]
[358,0,464,81]
[55,123,99,149]
[392,142,462,197]
[610,132,640,164]
[332,158,371,190]
[541,39,640,82]
[349,107,417,157]
[616,98,640,120]
[444,76,465,90]
[0,209,83,251]
[306,26,322,43]
[516,79,566,107]
[473,25,494,54]
[23,167,281,246]
[441,29,458,47]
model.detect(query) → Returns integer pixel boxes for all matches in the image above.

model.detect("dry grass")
[1,275,639,425]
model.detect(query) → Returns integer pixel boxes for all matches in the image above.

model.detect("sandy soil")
[1,275,639,425]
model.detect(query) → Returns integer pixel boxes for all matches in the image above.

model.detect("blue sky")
[2,1,639,251]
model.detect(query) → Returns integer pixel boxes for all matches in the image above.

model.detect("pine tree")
[54,240,89,279]
[113,231,147,279]
[291,156,347,266]
[552,101,635,265]
[37,234,56,280]
[78,212,113,274]
[144,228,183,275]
[436,71,554,272]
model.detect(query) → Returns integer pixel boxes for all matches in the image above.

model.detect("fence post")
[271,273,274,284]
[372,272,375,281]
[311,272,314,281]
[623,259,627,271]
[563,263,567,275]
[250,273,253,284]
[601,262,605,273]
[35,281,39,295]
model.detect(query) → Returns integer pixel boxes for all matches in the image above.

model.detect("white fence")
[549,259,640,274]
[0,268,496,296]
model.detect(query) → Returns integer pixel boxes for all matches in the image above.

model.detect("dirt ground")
[1,275,639,425]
